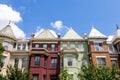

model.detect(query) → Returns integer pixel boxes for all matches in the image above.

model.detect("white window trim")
[16,43,27,50]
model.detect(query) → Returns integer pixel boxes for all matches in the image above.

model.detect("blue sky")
[0,0,120,38]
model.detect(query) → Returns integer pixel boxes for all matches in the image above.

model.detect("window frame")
[96,56,106,66]
[70,44,75,48]
[67,56,73,66]
[34,55,40,67]
[51,58,57,68]
[33,74,39,80]
[43,44,47,50]
[78,44,84,51]
[94,42,104,51]
[62,44,67,48]
[35,44,39,48]
[51,44,55,51]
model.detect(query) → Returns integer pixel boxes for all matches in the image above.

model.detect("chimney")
[31,33,35,38]
[58,33,61,39]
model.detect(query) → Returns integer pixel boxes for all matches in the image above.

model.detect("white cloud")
[51,20,66,30]
[0,4,26,39]
[0,4,22,22]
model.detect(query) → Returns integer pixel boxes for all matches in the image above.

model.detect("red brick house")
[29,29,60,80]
[88,27,112,67]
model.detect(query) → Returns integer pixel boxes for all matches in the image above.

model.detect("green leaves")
[59,67,73,80]
[78,63,120,80]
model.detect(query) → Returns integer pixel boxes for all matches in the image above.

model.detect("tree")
[0,42,4,68]
[5,64,29,80]
[0,42,6,80]
[78,63,120,80]
[59,67,73,80]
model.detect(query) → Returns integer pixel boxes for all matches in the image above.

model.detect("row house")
[0,24,29,75]
[2,23,120,80]
[60,28,88,80]
[29,29,60,80]
[107,28,120,69]
[88,27,111,67]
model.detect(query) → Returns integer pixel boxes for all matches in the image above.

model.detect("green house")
[60,28,88,80]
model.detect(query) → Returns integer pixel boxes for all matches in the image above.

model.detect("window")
[14,58,19,67]
[17,44,21,50]
[62,44,67,48]
[2,56,6,67]
[67,56,73,66]
[94,43,104,51]
[22,58,27,68]
[78,44,84,51]
[69,74,74,80]
[22,44,26,50]
[34,55,40,66]
[44,57,47,68]
[51,58,57,68]
[51,44,55,51]
[43,44,47,49]
[35,44,39,48]
[82,58,87,66]
[33,74,39,80]
[96,57,106,66]
[70,44,75,48]
[50,75,57,80]
[111,60,118,69]
[108,44,116,53]
[43,75,46,80]
[4,41,10,50]
[17,43,27,50]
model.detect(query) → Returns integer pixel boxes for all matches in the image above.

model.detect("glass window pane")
[70,44,75,48]
[94,43,104,51]
[17,44,21,50]
[96,57,106,66]
[79,44,84,51]
[2,56,6,67]
[22,58,27,68]
[63,44,67,48]
[14,58,19,67]
[51,58,57,68]
[33,74,39,80]
[43,44,47,49]
[35,44,39,48]
[51,44,55,51]
[22,44,26,50]
[34,55,40,66]
[67,56,72,66]
[4,41,10,50]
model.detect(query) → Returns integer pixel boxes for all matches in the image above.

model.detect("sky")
[0,0,120,38]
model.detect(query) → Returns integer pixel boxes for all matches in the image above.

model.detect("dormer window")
[51,44,55,51]
[35,44,39,48]
[43,44,47,49]
[17,44,21,50]
[62,44,67,48]
[79,44,84,51]
[22,44,26,50]
[16,43,27,50]
[94,43,104,51]
[70,44,75,48]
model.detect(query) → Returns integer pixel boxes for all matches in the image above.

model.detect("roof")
[107,35,113,44]
[0,25,16,40]
[112,28,120,42]
[89,27,107,38]
[35,29,57,39]
[62,28,82,39]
